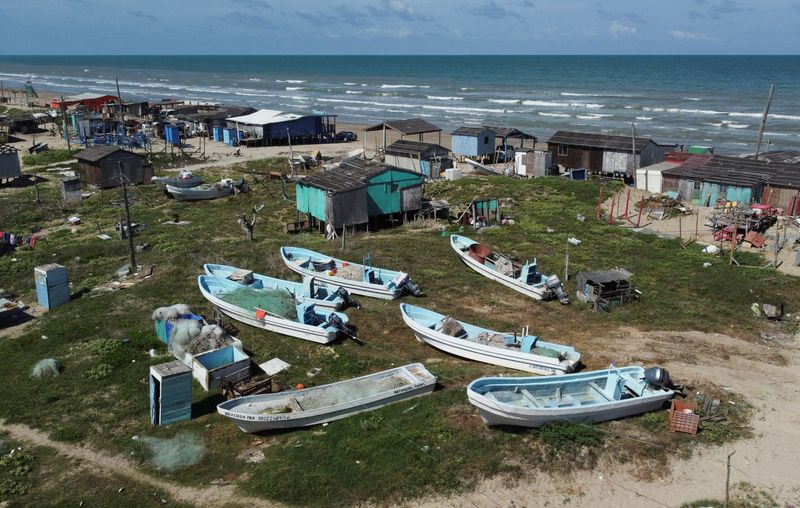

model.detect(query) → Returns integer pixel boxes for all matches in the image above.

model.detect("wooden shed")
[0,144,21,181]
[363,118,442,151]
[296,159,424,230]
[384,139,451,178]
[451,127,496,158]
[75,145,150,188]
[547,130,667,177]
[149,361,192,426]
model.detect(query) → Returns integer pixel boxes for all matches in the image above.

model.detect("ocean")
[1,55,799,154]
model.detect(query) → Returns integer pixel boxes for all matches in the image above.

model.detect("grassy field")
[0,159,795,506]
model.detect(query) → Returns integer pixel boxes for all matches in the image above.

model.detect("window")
[558,145,568,156]
[391,184,399,192]
[693,181,701,190]
[483,136,489,144]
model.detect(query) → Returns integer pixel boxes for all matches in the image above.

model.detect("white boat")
[450,235,568,303]
[167,178,247,201]
[197,275,353,344]
[217,363,437,432]
[400,304,580,375]
[203,263,354,310]
[467,366,675,428]
[152,169,204,190]
[280,246,423,300]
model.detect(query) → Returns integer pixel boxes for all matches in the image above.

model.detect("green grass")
[21,149,75,168]
[0,171,790,506]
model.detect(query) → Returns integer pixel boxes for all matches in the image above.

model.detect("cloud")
[384,0,418,21]
[689,0,752,19]
[230,0,273,10]
[669,29,713,41]
[468,0,511,20]
[220,11,275,29]
[129,9,158,22]
[595,4,646,24]
[609,20,637,37]
[363,26,412,39]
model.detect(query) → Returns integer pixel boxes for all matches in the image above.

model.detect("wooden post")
[564,235,570,282]
[754,84,775,160]
[678,215,682,242]
[341,223,346,251]
[636,197,644,227]
[695,207,700,240]
[623,189,630,219]
[609,198,615,225]
[120,173,137,270]
[724,451,736,508]
[60,96,71,153]
[115,76,125,139]
[729,211,737,265]
[597,188,603,221]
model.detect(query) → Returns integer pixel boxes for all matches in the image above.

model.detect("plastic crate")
[668,400,700,435]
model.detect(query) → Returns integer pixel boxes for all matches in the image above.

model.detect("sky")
[0,0,798,55]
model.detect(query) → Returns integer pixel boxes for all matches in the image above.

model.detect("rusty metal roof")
[385,139,449,158]
[300,158,421,194]
[662,155,800,189]
[548,130,654,152]
[364,118,441,135]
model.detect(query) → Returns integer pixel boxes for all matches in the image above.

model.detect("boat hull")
[198,278,338,344]
[400,304,576,375]
[280,247,402,300]
[217,364,437,432]
[166,185,234,201]
[153,176,204,190]
[450,235,550,300]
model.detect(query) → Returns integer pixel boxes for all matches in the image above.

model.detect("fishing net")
[219,287,298,320]
[138,432,205,472]
[30,358,62,379]
[532,346,563,359]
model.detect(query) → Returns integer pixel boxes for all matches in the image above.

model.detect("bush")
[85,363,114,381]
[21,149,75,167]
[537,422,603,450]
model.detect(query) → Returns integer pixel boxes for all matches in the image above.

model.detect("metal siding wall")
[296,184,327,221]
[451,135,477,156]
[602,151,630,173]
[0,152,21,178]
[329,188,368,227]
[400,184,422,212]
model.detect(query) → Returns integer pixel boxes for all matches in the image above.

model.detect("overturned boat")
[152,169,204,190]
[203,263,355,310]
[467,366,676,428]
[198,275,353,344]
[217,363,437,432]
[450,235,568,303]
[280,247,423,300]
[400,304,580,375]
[167,177,247,201]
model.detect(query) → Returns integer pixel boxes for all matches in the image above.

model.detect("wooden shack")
[548,131,666,177]
[296,158,424,230]
[0,144,21,181]
[384,139,451,178]
[363,118,442,151]
[450,127,496,158]
[75,145,150,188]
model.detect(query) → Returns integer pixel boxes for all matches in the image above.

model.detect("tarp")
[226,109,303,126]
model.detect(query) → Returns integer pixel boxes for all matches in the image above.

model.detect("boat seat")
[520,335,538,354]
[588,382,613,402]
[289,397,304,412]
[519,389,541,407]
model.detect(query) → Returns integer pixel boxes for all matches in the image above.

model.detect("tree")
[238,204,265,242]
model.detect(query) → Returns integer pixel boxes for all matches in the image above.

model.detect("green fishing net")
[219,287,298,320]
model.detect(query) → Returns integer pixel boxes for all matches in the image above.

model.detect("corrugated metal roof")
[576,269,633,284]
[227,109,303,125]
[364,118,441,135]
[300,159,421,194]
[65,92,115,101]
[451,127,494,137]
[483,126,537,140]
[662,155,800,189]
[548,130,654,152]
[76,145,144,163]
[754,151,800,164]
[385,139,449,158]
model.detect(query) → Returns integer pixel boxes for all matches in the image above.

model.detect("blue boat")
[467,366,675,427]
[198,275,353,344]
[203,263,353,310]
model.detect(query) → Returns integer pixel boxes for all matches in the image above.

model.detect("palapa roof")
[451,126,495,137]
[385,139,449,158]
[662,155,800,189]
[76,145,144,163]
[483,126,537,140]
[300,158,421,194]
[364,118,441,135]
[548,130,654,152]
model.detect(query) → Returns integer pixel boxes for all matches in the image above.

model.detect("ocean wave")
[345,90,363,94]
[583,103,604,109]
[285,86,303,91]
[538,112,571,118]
[683,97,702,101]
[343,82,357,85]
[276,79,306,83]
[380,84,418,89]
[561,92,632,98]
[635,116,653,121]
[421,104,506,114]
[488,99,519,104]
[577,114,612,119]
[522,100,570,107]
[460,87,473,91]
[427,96,463,101]
[248,78,261,82]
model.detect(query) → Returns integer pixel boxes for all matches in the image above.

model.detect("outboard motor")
[644,367,684,391]
[327,313,356,338]
[546,275,570,305]
[399,277,424,297]
[334,286,361,309]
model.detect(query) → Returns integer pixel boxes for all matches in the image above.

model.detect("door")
[150,375,160,425]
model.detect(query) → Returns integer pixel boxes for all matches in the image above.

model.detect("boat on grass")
[197,275,353,344]
[467,366,675,428]
[450,235,568,303]
[280,246,423,300]
[152,169,204,190]
[203,263,355,310]
[167,178,247,201]
[217,363,437,432]
[400,304,580,375]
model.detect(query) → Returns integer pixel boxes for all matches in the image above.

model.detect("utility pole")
[60,95,71,153]
[119,170,137,271]
[754,84,775,160]
[631,122,638,173]
[564,234,570,282]
[115,76,125,140]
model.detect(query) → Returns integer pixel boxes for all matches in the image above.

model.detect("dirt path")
[408,329,800,508]
[0,421,277,508]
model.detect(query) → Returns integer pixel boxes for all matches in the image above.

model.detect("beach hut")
[384,139,451,178]
[296,158,424,231]
[547,130,667,178]
[363,118,442,151]
[52,93,117,113]
[484,126,537,149]
[75,145,150,188]
[149,361,192,426]
[450,127,495,158]
[0,144,21,182]
[226,109,336,146]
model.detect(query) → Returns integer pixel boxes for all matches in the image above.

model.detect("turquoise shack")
[296,159,424,230]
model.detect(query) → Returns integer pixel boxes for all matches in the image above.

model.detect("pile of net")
[219,287,297,320]
[152,304,237,358]
[30,358,62,379]
[137,432,204,472]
